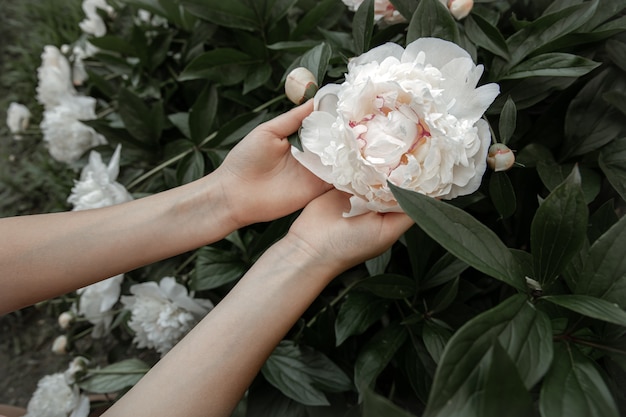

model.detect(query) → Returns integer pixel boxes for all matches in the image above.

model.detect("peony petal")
[350,42,405,67]
[314,84,341,116]
[403,38,471,69]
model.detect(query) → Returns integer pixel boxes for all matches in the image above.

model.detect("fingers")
[258,100,314,138]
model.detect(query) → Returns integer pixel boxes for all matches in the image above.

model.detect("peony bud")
[58,311,75,330]
[441,0,473,20]
[52,335,69,355]
[6,102,31,138]
[285,67,318,105]
[487,143,515,172]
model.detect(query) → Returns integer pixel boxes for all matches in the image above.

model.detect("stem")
[305,279,362,328]
[252,94,286,113]
[555,334,626,356]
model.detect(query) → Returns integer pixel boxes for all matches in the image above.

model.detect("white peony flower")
[68,144,132,210]
[6,102,31,139]
[79,0,114,37]
[52,335,69,355]
[75,274,124,338]
[342,0,406,25]
[40,95,107,164]
[69,42,99,86]
[36,46,77,109]
[292,38,499,217]
[121,277,214,356]
[24,373,90,417]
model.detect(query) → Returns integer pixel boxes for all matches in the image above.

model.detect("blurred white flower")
[58,311,75,330]
[6,102,31,139]
[36,45,76,109]
[136,9,169,27]
[24,373,90,417]
[69,42,99,86]
[79,0,114,37]
[439,0,473,20]
[342,0,406,25]
[75,274,124,338]
[121,277,214,356]
[65,357,90,384]
[52,335,69,355]
[68,144,132,211]
[40,95,107,164]
[292,38,499,216]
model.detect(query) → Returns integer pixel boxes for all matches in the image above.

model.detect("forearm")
[104,234,339,417]
[0,175,237,314]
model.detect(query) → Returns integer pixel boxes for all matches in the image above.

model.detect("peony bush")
[3,0,626,416]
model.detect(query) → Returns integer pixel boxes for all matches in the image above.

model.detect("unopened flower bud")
[58,311,75,330]
[6,102,31,139]
[487,143,515,172]
[52,335,68,355]
[443,0,473,20]
[65,356,90,383]
[285,67,318,105]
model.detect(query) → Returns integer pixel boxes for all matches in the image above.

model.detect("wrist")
[279,231,349,279]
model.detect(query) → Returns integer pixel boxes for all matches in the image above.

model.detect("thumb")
[257,100,314,139]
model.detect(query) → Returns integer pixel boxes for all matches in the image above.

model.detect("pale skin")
[0,101,413,417]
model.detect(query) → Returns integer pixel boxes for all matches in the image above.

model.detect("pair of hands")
[215,101,414,271]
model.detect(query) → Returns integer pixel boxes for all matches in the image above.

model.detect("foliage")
[4,0,626,416]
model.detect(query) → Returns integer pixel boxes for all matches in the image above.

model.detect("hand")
[215,101,332,227]
[286,189,415,272]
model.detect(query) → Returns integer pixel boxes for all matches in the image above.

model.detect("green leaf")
[79,359,149,394]
[421,253,468,291]
[541,295,626,326]
[562,69,626,159]
[179,48,254,84]
[422,320,452,364]
[539,344,619,417]
[430,278,459,313]
[406,0,459,44]
[192,246,246,290]
[117,89,162,146]
[168,113,191,139]
[290,0,342,40]
[176,149,205,185]
[365,248,391,276]
[362,388,417,417]
[424,295,553,417]
[295,42,332,86]
[189,84,218,143]
[88,35,136,56]
[502,52,600,80]
[335,292,389,346]
[388,0,416,20]
[576,215,626,307]
[606,39,626,73]
[464,14,510,60]
[354,274,416,299]
[489,172,517,219]
[181,0,259,30]
[537,161,601,204]
[390,184,525,291]
[262,342,330,406]
[530,166,588,285]
[604,91,626,116]
[503,1,598,70]
[352,0,374,55]
[209,111,267,147]
[354,324,407,394]
[243,63,272,94]
[498,96,517,144]
[599,137,626,202]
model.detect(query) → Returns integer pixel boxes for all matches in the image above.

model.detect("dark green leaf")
[335,292,389,346]
[539,344,619,417]
[430,278,459,313]
[421,253,468,291]
[562,69,626,159]
[504,1,598,70]
[117,89,162,146]
[88,35,136,55]
[261,342,329,406]
[362,388,416,417]
[192,246,246,290]
[209,111,267,147]
[576,215,626,307]
[243,63,272,94]
[464,14,510,60]
[355,274,415,299]
[530,166,588,285]
[79,359,149,394]
[606,39,626,73]
[604,91,626,117]
[168,113,191,139]
[297,42,332,85]
[489,172,517,218]
[176,149,205,185]
[388,0,416,20]
[391,184,525,291]
[189,84,218,143]
[181,0,259,31]
[354,324,407,394]
[365,248,391,276]
[246,383,307,417]
[541,294,626,326]
[498,96,517,144]
[406,0,459,44]
[588,200,620,243]
[537,161,601,204]
[290,0,342,40]
[502,53,600,80]
[352,0,374,55]
[179,48,254,84]
[422,320,452,364]
[599,137,626,202]
[424,294,552,417]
